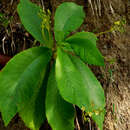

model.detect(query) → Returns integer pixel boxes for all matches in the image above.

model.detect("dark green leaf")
[54,2,85,42]
[0,47,51,126]
[46,65,75,130]
[56,48,105,129]
[19,78,47,130]
[65,32,104,66]
[17,0,44,43]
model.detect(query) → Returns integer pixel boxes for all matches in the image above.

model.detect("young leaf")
[17,0,44,44]
[0,47,51,126]
[54,2,85,42]
[65,32,104,66]
[56,48,105,129]
[46,65,75,130]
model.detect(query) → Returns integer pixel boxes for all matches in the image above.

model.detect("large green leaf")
[54,2,85,42]
[56,48,105,129]
[46,65,75,130]
[69,54,105,130]
[65,32,104,66]
[19,76,47,130]
[17,0,44,44]
[0,47,52,126]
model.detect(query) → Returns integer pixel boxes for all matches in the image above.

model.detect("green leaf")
[92,109,106,130]
[65,32,104,66]
[19,76,47,130]
[0,47,52,126]
[46,65,75,130]
[17,0,44,44]
[56,48,105,129]
[54,2,85,42]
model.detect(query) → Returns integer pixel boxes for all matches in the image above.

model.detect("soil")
[0,0,130,130]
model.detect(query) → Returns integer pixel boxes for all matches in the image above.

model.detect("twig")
[89,119,92,130]
[109,2,115,16]
[2,36,6,54]
[97,0,101,16]
[76,116,80,130]
[10,23,16,53]
[88,0,95,15]
[10,0,13,6]
[41,0,45,10]
[94,0,98,17]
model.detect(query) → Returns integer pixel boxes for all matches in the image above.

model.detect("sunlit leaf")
[56,48,105,129]
[65,32,104,66]
[54,2,85,42]
[46,65,75,130]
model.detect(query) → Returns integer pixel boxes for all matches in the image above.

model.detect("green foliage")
[65,32,104,65]
[39,9,53,48]
[0,0,105,130]
[46,65,75,130]
[0,47,51,128]
[56,48,105,129]
[54,2,85,42]
[17,0,45,44]
[96,17,126,36]
[111,18,126,33]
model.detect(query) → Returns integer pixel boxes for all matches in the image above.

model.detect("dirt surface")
[0,0,130,130]
[99,28,130,130]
